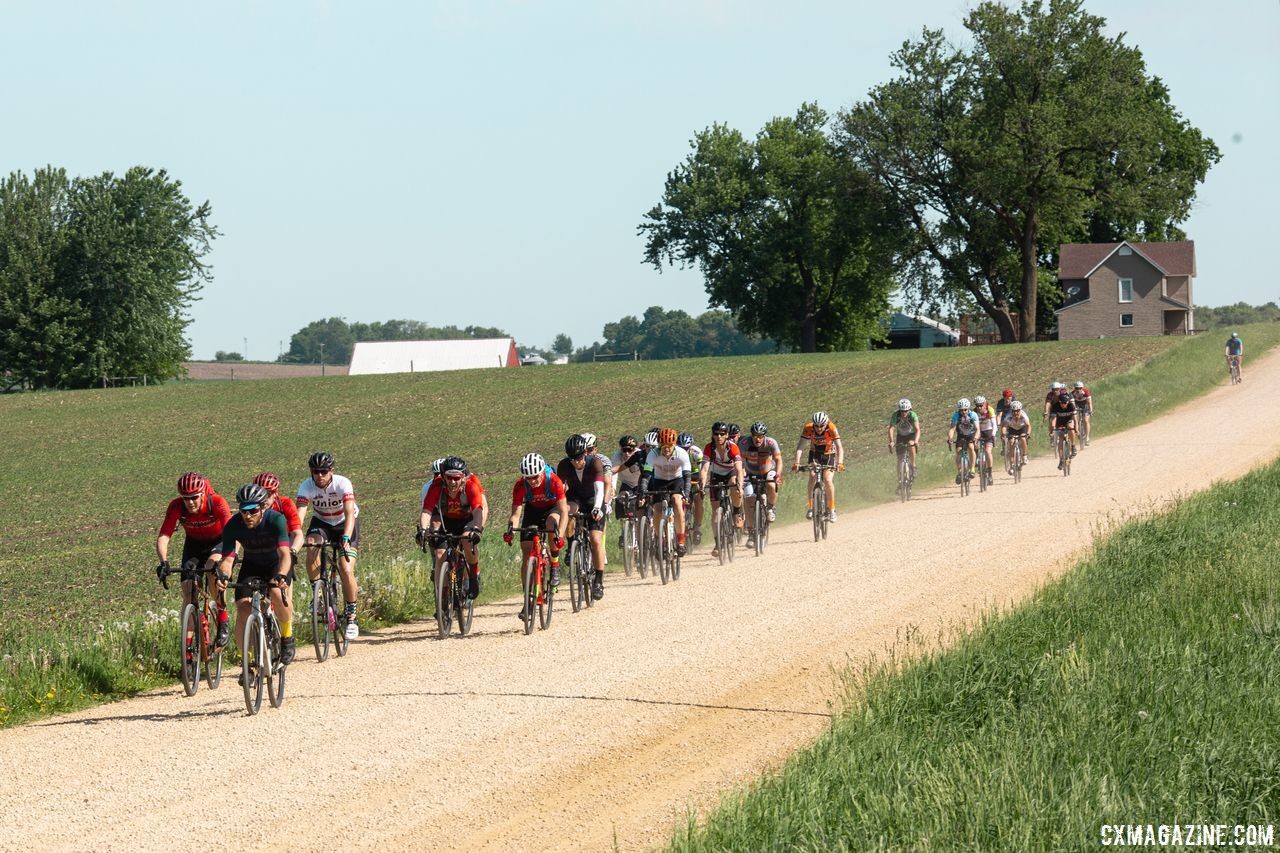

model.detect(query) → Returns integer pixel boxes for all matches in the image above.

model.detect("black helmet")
[236,483,271,509]
[750,421,768,436]
[618,434,637,449]
[308,451,334,471]
[727,423,741,437]
[564,434,588,458]
[711,421,727,434]
[441,456,468,475]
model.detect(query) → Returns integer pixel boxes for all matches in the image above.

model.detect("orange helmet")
[658,428,678,447]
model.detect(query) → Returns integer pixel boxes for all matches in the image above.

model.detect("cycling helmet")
[308,451,334,471]
[677,432,695,449]
[1231,332,1239,338]
[580,432,597,450]
[519,452,545,477]
[565,434,588,458]
[431,457,446,475]
[1002,389,1013,398]
[811,411,830,431]
[177,472,207,497]
[644,431,660,447]
[750,421,767,436]
[898,398,912,411]
[648,426,661,437]
[441,456,467,475]
[252,472,281,493]
[1011,400,1024,411]
[974,395,987,406]
[1057,386,1071,397]
[236,483,270,509]
[1051,382,1065,391]
[727,423,741,437]
[658,428,678,447]
[957,398,971,410]
[711,421,728,435]
[618,434,637,449]
[1074,381,1084,389]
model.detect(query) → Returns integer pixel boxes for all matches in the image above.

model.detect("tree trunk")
[1018,215,1038,342]
[799,268,818,353]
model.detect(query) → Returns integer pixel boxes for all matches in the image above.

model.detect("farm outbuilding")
[347,338,520,375]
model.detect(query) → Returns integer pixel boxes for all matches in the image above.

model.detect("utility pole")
[319,342,325,377]
[243,337,248,360]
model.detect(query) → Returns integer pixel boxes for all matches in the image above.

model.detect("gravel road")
[3,350,1276,853]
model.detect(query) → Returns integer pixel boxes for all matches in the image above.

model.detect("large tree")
[574,306,778,361]
[842,0,1219,341]
[641,104,911,352]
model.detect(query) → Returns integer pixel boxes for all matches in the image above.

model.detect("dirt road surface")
[3,351,1277,852]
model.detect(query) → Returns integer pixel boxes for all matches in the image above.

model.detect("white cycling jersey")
[297,473,359,526]
[643,447,691,481]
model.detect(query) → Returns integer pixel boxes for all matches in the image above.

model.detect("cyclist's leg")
[765,473,778,510]
[806,468,817,512]
[304,528,325,582]
[672,491,686,536]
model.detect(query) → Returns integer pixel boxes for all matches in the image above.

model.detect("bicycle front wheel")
[179,603,200,697]
[331,577,350,657]
[566,541,582,613]
[436,560,455,638]
[538,555,554,631]
[455,571,474,636]
[636,516,651,579]
[205,601,224,689]
[242,612,265,716]
[266,619,285,709]
[521,556,537,635]
[622,520,636,577]
[811,487,822,542]
[311,580,330,662]
[658,518,671,585]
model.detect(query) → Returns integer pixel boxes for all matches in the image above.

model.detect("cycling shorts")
[645,477,686,499]
[1052,416,1076,431]
[894,433,918,446]
[179,538,224,581]
[808,449,837,466]
[235,559,291,599]
[437,515,472,538]
[567,498,606,532]
[979,431,997,447]
[519,504,559,542]
[1005,425,1029,437]
[307,516,361,549]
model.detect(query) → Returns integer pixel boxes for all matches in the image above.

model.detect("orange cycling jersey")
[801,421,840,453]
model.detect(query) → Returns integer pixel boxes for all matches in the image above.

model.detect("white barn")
[348,338,521,375]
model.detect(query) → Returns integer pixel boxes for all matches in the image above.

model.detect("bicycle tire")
[455,567,474,636]
[817,485,828,541]
[538,550,554,631]
[330,573,350,657]
[622,520,636,577]
[636,516,651,579]
[978,452,988,493]
[436,558,455,637]
[581,543,595,608]
[658,516,671,585]
[179,603,200,697]
[266,617,285,709]
[753,500,764,557]
[311,579,330,662]
[242,612,264,716]
[811,486,822,542]
[204,600,223,689]
[521,555,538,635]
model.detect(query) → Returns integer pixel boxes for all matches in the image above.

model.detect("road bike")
[513,525,555,634]
[976,437,995,492]
[425,530,477,638]
[648,493,682,584]
[306,538,349,661]
[615,492,642,578]
[745,475,772,556]
[798,462,837,540]
[707,482,736,565]
[949,439,974,497]
[162,561,225,696]
[1006,433,1027,484]
[1228,354,1242,385]
[636,504,655,580]
[1053,426,1073,476]
[894,441,915,502]
[565,512,596,612]
[237,576,286,715]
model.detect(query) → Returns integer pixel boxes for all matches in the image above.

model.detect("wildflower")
[1137,710,1149,721]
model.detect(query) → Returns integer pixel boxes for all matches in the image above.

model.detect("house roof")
[348,338,519,375]
[1058,240,1196,280]
[891,311,960,339]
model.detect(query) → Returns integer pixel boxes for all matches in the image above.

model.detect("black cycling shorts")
[307,516,361,548]
[519,504,559,542]
[567,499,606,532]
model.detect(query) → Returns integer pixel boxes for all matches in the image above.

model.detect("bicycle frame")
[306,539,348,659]
[168,561,225,696]
[236,576,285,715]
[516,525,554,633]
[799,463,836,540]
[707,482,736,564]
[426,530,476,638]
[566,512,596,611]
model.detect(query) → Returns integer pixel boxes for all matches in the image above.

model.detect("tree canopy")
[279,318,510,363]
[573,306,779,362]
[0,166,216,389]
[641,104,912,352]
[841,0,1219,341]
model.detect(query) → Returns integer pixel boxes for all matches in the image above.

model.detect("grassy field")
[671,453,1280,851]
[1,326,1275,726]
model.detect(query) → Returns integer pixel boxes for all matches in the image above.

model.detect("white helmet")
[1011,400,1023,411]
[1052,381,1065,390]
[811,411,830,430]
[1073,381,1084,389]
[644,431,660,447]
[898,398,912,411]
[432,457,446,475]
[580,432,597,450]
[519,452,545,477]
[974,395,987,406]
[957,398,971,410]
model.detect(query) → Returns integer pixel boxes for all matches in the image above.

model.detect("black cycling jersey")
[221,510,289,570]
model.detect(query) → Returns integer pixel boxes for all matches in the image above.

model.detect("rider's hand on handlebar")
[791,462,800,472]
[837,462,845,472]
[414,525,428,548]
[555,536,566,550]
[502,530,514,545]
[155,561,170,584]
[590,507,602,521]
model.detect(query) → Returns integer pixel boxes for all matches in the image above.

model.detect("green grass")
[1,326,1276,727]
[671,454,1280,851]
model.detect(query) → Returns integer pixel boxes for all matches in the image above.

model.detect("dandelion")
[1137,710,1150,721]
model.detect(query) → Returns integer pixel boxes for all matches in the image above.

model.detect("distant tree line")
[278,318,509,364]
[0,166,216,389]
[1195,302,1280,330]
[571,306,780,362]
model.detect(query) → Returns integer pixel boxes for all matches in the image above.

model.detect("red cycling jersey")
[158,492,232,541]
[270,494,303,534]
[511,472,566,511]
[424,475,485,521]
[703,440,742,476]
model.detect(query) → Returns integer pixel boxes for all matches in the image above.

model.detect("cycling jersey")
[221,510,290,570]
[643,447,691,481]
[297,474,359,526]
[951,410,979,439]
[740,437,781,474]
[995,398,1014,419]
[702,440,742,476]
[159,492,232,542]
[556,456,605,503]
[419,475,441,506]
[890,410,920,437]
[686,445,704,476]
[974,403,998,434]
[423,474,484,521]
[1072,388,1092,412]
[1048,397,1077,426]
[611,448,645,488]
[799,421,840,454]
[1226,337,1243,356]
[269,494,302,534]
[1002,410,1031,432]
[511,469,566,511]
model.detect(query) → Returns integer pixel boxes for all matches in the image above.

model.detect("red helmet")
[1002,389,1013,398]
[177,472,207,497]
[658,428,678,447]
[253,472,281,494]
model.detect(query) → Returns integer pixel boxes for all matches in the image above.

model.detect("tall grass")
[671,455,1280,850]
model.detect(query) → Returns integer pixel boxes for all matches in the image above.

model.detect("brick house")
[1055,240,1196,339]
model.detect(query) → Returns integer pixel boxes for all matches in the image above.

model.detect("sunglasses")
[444,473,465,482]
[180,494,202,501]
[239,505,264,516]
[311,468,332,476]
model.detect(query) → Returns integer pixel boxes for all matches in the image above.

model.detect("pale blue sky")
[3,1,1276,359]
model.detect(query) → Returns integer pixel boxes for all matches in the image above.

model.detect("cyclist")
[973,395,999,481]
[155,472,233,648]
[995,388,1016,420]
[1043,381,1065,418]
[948,399,980,483]
[793,411,844,523]
[640,428,692,557]
[419,457,446,505]
[504,452,569,603]
[1071,380,1094,444]
[1047,386,1079,468]
[1225,332,1244,381]
[297,451,361,641]
[557,434,608,600]
[1000,400,1032,473]
[581,432,613,565]
[419,456,488,599]
[218,483,295,667]
[678,432,705,543]
[700,421,745,558]
[741,422,783,540]
[252,472,304,558]
[611,434,646,534]
[886,399,921,482]
[727,423,743,453]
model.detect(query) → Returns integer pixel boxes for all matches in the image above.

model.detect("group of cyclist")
[154,452,362,668]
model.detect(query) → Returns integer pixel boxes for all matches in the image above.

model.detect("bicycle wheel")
[538,555,554,631]
[978,452,988,493]
[811,486,822,542]
[817,486,828,541]
[242,612,264,716]
[311,579,330,661]
[753,501,764,557]
[724,509,737,563]
[266,618,285,709]
[205,601,223,689]
[657,517,671,585]
[520,555,537,635]
[436,559,455,637]
[455,567,475,636]
[636,516,651,579]
[581,545,596,608]
[179,603,200,697]
[331,575,350,657]
[960,452,970,497]
[622,520,636,577]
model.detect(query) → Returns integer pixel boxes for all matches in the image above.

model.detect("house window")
[1118,278,1133,303]
[1119,245,1132,256]
[1120,313,1134,328]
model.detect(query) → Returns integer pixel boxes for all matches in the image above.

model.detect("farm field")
[1,338,1278,850]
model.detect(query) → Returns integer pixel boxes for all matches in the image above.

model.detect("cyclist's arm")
[274,545,291,581]
[554,495,569,539]
[475,492,489,530]
[794,435,809,467]
[592,480,605,515]
[155,533,171,564]
[833,437,844,466]
[341,496,356,541]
